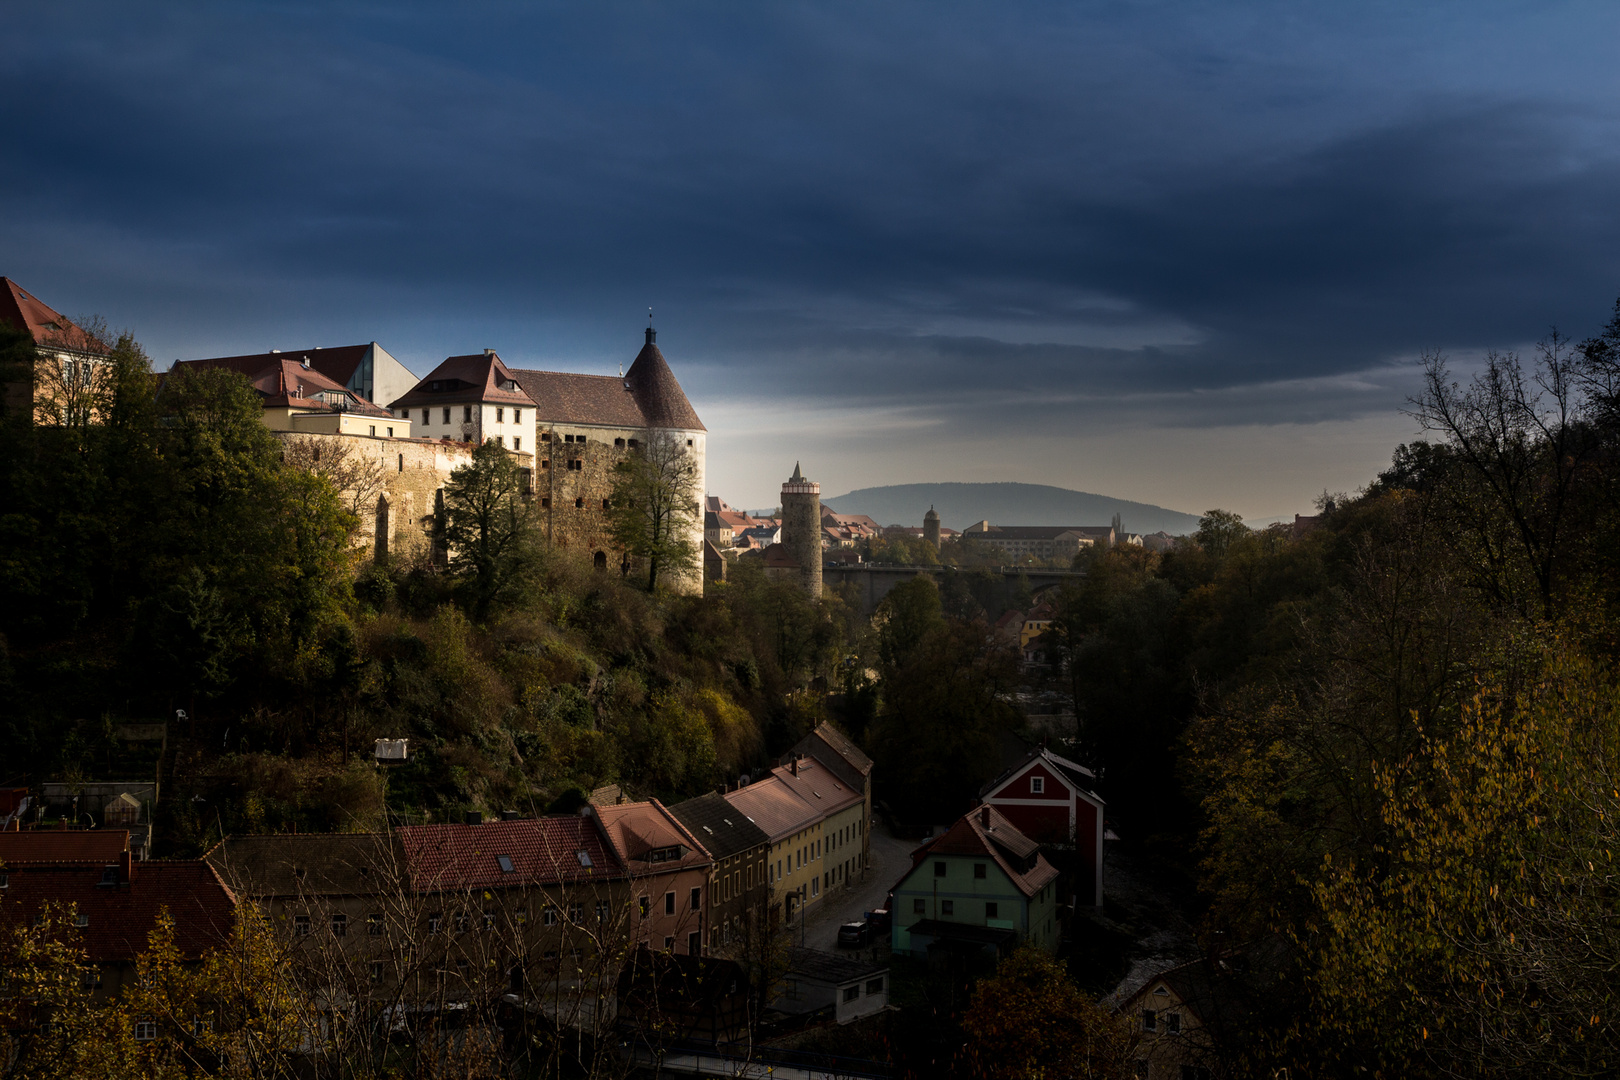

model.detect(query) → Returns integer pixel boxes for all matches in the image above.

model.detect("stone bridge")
[822,563,1084,615]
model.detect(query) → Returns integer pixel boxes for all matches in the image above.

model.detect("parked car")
[837,921,871,948]
[864,908,891,932]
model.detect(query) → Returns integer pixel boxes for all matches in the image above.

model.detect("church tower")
[780,462,823,599]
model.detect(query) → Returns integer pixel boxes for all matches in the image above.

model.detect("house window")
[294,915,311,936]
[497,854,515,873]
[629,438,639,448]
[615,437,625,447]
[422,408,429,423]
[568,903,583,922]
[690,887,701,910]
[543,905,557,926]
[941,900,954,915]
[1141,1009,1157,1032]
[387,427,393,437]
[79,966,101,989]
[370,961,384,983]
[639,896,650,918]
[368,913,383,936]
[974,863,987,879]
[513,437,521,451]
[1030,777,1045,794]
[664,892,676,916]
[428,913,442,934]
[369,425,376,436]
[443,407,451,423]
[985,902,998,919]
[595,901,609,922]
[496,435,503,447]
[934,861,947,878]
[133,1020,157,1042]
[482,910,495,930]
[867,977,884,994]
[496,408,504,422]
[843,985,860,1003]
[688,931,701,955]
[1165,1013,1182,1035]
[463,406,472,422]
[74,913,89,928]
[331,913,347,936]
[514,409,522,423]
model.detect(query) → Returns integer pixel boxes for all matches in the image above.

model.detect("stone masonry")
[780,462,823,599]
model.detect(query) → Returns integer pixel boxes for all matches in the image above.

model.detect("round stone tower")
[923,504,941,550]
[780,462,823,599]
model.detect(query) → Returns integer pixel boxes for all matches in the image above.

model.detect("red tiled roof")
[388,352,536,411]
[723,776,821,842]
[396,816,619,893]
[509,370,650,428]
[178,345,373,396]
[0,830,129,867]
[0,860,236,962]
[0,277,109,355]
[168,355,394,417]
[624,338,704,431]
[594,801,712,875]
[917,807,1058,899]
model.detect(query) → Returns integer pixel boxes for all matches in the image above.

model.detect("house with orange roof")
[788,723,875,876]
[890,805,1061,958]
[724,774,825,927]
[592,800,713,958]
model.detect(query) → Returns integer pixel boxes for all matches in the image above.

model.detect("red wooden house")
[977,747,1105,906]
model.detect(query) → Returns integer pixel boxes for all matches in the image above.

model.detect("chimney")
[120,849,134,883]
[483,348,495,356]
[790,757,799,777]
[979,806,991,828]
[500,810,520,822]
[464,811,483,826]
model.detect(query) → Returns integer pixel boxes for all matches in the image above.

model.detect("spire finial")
[645,308,656,346]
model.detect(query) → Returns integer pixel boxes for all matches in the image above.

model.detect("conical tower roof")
[625,327,705,431]
[924,504,940,521]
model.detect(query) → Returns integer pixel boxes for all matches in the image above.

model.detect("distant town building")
[923,505,941,548]
[960,521,1113,560]
[1,276,113,424]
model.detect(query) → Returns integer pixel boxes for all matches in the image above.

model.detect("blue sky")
[5,2,1620,517]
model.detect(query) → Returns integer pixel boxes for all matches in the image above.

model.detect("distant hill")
[820,482,1203,536]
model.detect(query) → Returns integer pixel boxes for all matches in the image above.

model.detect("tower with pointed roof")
[780,462,822,599]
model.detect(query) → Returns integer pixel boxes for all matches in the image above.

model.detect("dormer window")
[1030,776,1045,794]
[577,850,593,868]
[497,855,515,873]
[646,845,685,863]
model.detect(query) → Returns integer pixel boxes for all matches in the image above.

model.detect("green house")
[891,805,1060,958]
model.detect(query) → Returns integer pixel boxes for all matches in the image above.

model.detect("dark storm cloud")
[1,0,1618,439]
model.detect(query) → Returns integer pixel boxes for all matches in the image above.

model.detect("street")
[796,817,918,952]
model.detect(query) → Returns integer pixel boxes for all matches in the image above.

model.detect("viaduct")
[822,563,1084,615]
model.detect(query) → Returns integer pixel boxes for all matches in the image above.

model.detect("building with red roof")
[890,805,1060,959]
[979,745,1106,906]
[0,853,236,1000]
[593,801,712,957]
[0,277,112,425]
[167,348,408,438]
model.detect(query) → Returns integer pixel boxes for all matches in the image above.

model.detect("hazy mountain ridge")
[821,482,1204,535]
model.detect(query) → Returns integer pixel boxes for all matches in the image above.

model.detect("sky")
[5,2,1620,520]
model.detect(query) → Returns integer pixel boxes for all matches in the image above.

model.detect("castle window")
[686,439,693,446]
[564,434,574,443]
[541,459,549,469]
[614,438,625,448]
[541,497,551,508]
[540,431,551,441]
[568,459,582,471]
[575,497,584,508]
[513,437,521,452]
[496,408,504,423]
[601,498,610,510]
[397,454,404,472]
[628,438,639,448]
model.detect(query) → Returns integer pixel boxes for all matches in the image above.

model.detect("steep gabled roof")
[909,806,1058,899]
[0,278,108,355]
[668,792,770,862]
[593,800,711,875]
[170,354,394,416]
[396,816,619,893]
[509,370,650,428]
[980,746,1104,808]
[795,722,873,785]
[388,352,536,411]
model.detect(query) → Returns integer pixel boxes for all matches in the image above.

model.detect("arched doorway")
[593,550,607,571]
[374,495,390,561]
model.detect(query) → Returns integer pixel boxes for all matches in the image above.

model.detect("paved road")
[797,818,917,952]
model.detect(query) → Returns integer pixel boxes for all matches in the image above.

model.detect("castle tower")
[780,462,823,599]
[923,505,940,549]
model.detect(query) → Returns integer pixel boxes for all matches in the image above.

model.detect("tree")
[960,947,1136,1079]
[1195,508,1249,560]
[280,434,387,518]
[442,439,541,621]
[607,430,700,592]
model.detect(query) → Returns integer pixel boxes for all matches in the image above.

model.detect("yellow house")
[724,775,826,925]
